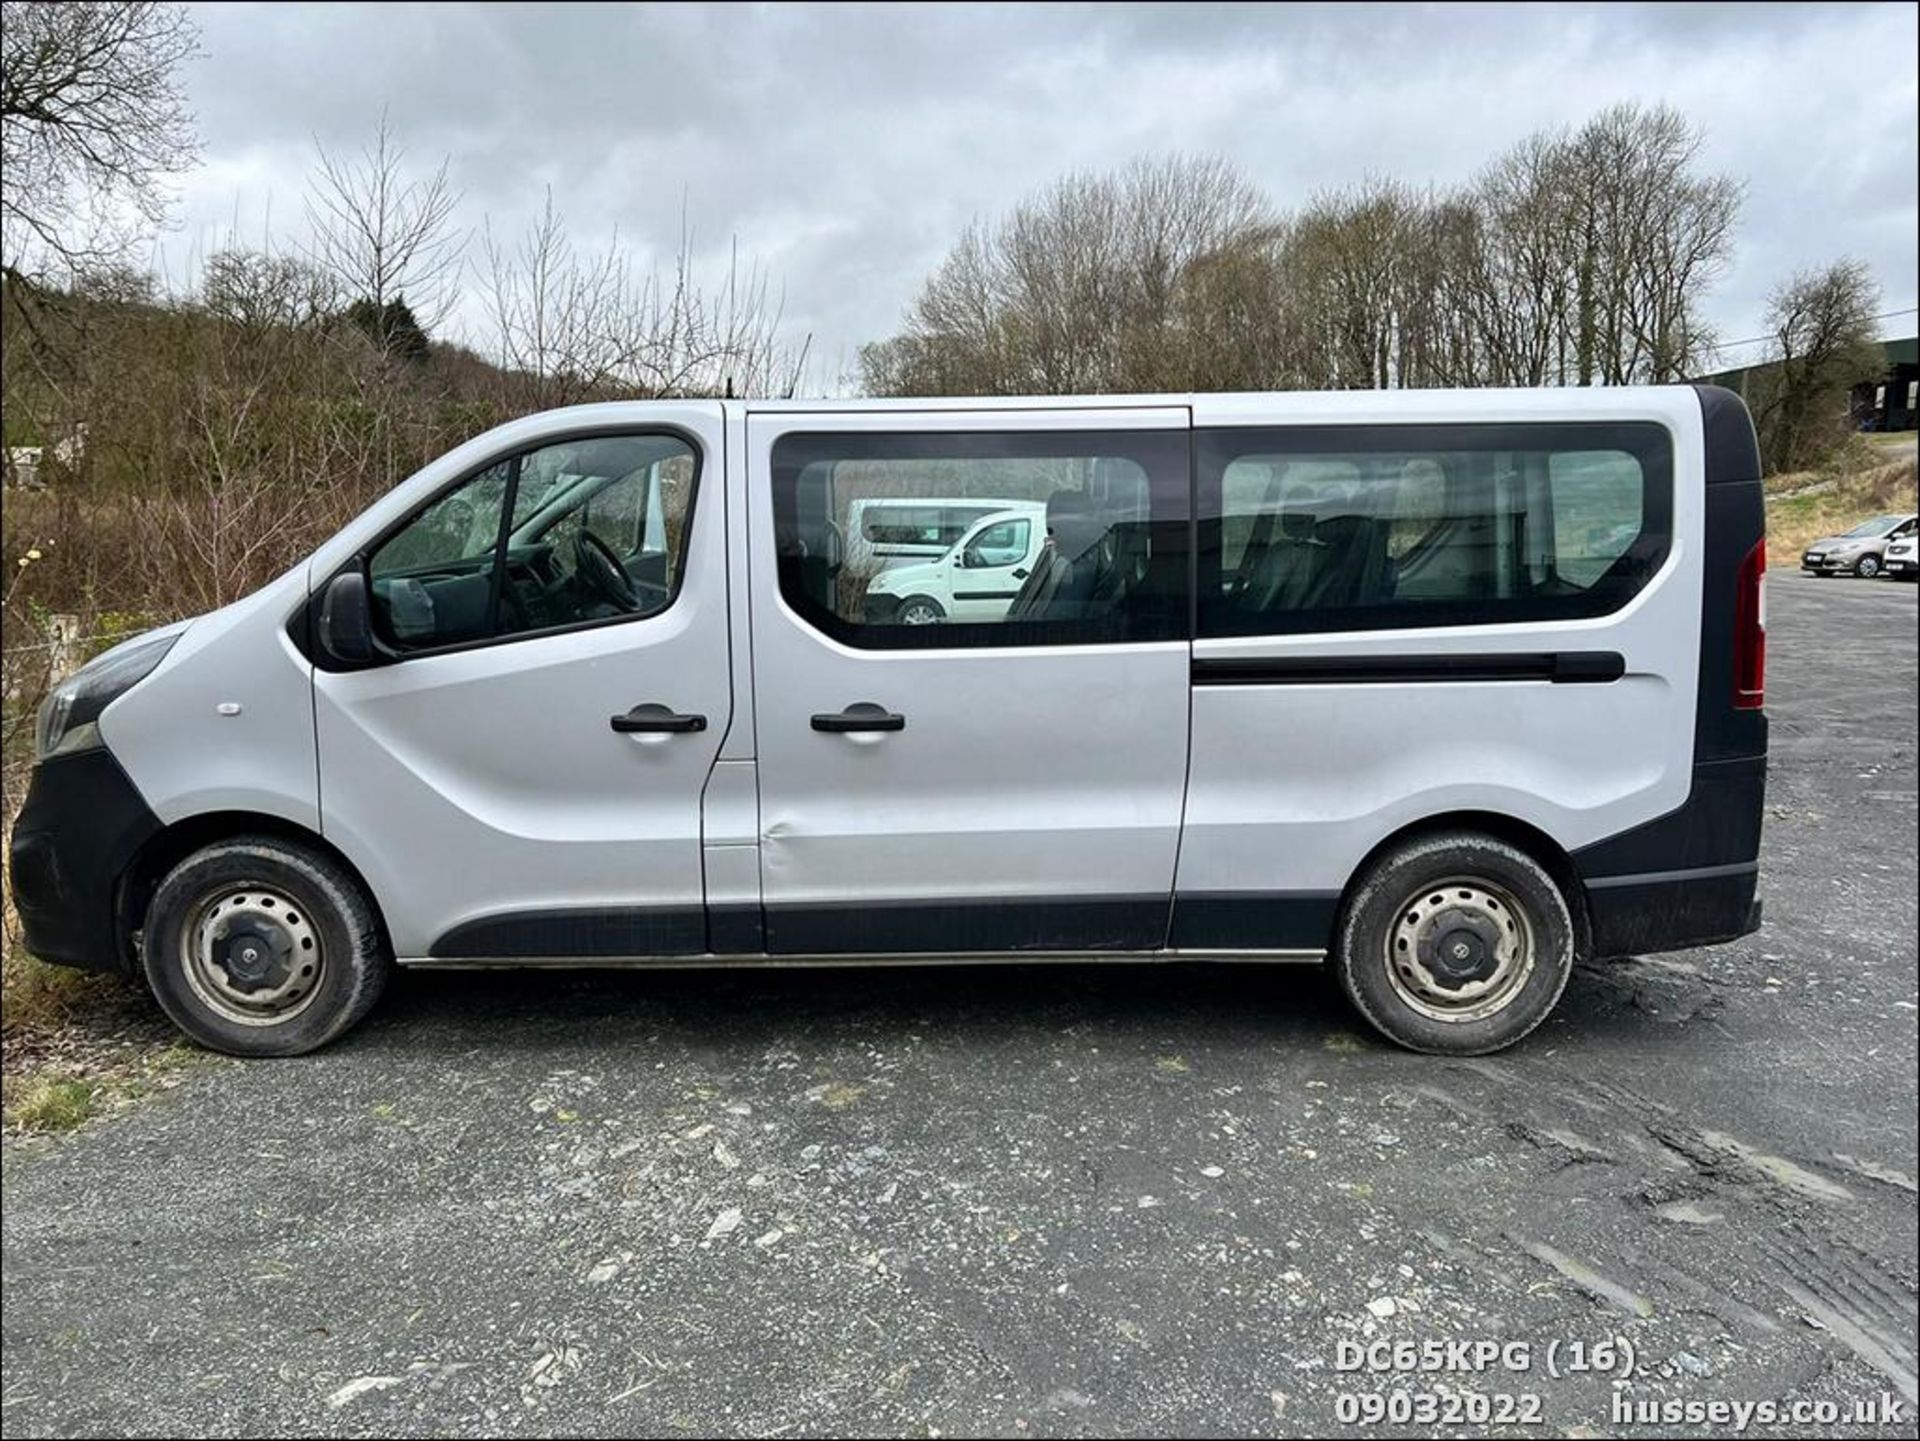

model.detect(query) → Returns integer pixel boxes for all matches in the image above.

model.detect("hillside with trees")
[860,105,1743,397]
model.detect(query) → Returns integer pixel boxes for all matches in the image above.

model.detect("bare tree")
[482,190,806,405]
[867,109,1743,398]
[0,0,198,279]
[862,154,1272,396]
[1281,178,1440,390]
[199,248,339,335]
[304,110,465,343]
[1450,105,1738,389]
[1559,104,1738,384]
[1746,259,1883,473]
[1458,130,1577,385]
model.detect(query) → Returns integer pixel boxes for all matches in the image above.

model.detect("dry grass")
[1764,458,1918,568]
[2,1033,214,1135]
[2,815,202,1133]
[6,1075,99,1131]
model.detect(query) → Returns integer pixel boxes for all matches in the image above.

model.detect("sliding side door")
[745,406,1192,954]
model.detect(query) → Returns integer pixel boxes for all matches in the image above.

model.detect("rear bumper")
[1571,752,1766,960]
[7,748,160,975]
[1584,865,1761,959]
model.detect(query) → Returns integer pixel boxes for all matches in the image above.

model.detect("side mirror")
[317,570,375,666]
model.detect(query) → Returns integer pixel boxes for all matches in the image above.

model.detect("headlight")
[34,628,182,762]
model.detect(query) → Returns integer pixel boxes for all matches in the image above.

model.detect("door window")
[962,517,1032,569]
[772,429,1188,648]
[367,433,697,654]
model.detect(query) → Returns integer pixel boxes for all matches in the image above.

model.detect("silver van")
[11,387,1769,1058]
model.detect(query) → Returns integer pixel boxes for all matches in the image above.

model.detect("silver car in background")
[1801,513,1919,578]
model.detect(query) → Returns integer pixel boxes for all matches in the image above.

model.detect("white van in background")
[12,387,1768,1059]
[863,506,1048,624]
[847,496,1044,568]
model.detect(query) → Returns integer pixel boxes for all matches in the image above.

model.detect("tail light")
[1733,538,1766,710]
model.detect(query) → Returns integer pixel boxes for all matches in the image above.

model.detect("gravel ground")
[2,569,1915,1438]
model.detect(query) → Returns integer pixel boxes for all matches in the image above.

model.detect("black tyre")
[1855,554,1882,579]
[143,836,390,1057]
[897,595,946,625]
[1334,831,1574,1056]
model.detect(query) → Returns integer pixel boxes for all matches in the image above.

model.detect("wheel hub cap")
[214,916,293,992]
[1386,877,1535,1023]
[183,888,324,1026]
[1422,914,1502,988]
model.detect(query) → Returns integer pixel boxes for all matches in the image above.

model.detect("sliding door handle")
[611,704,707,734]
[811,703,906,733]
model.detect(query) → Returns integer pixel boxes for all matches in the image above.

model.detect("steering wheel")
[572,529,639,611]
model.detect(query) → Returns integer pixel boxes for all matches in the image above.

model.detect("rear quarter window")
[1197,421,1672,637]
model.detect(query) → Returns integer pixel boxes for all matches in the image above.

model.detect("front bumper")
[1885,556,1916,576]
[7,748,161,974]
[863,593,904,623]
[1801,551,1860,573]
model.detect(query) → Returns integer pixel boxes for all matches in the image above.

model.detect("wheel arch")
[897,593,946,619]
[117,811,390,971]
[1340,810,1592,962]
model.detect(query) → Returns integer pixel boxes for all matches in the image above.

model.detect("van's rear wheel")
[1335,831,1573,1055]
[143,837,389,1057]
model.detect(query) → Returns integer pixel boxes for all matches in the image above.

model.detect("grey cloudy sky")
[164,1,1918,387]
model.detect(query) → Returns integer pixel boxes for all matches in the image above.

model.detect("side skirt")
[400,949,1326,970]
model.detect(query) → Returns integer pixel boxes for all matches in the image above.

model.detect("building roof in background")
[1700,336,1917,391]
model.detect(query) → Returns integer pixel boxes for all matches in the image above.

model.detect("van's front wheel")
[896,595,945,625]
[1334,832,1573,1055]
[143,837,390,1057]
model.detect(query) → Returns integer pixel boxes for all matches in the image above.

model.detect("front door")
[314,409,731,961]
[746,407,1192,954]
[948,512,1043,622]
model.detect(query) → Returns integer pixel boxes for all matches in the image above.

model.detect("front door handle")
[811,703,906,733]
[611,704,707,734]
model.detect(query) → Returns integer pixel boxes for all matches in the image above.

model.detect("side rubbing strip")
[432,907,707,958]
[1191,652,1626,686]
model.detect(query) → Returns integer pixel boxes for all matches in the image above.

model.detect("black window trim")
[1195,419,1675,639]
[307,422,705,670]
[771,426,1192,652]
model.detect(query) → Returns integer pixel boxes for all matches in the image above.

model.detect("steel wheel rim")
[181,886,324,1027]
[901,602,939,625]
[1384,875,1535,1023]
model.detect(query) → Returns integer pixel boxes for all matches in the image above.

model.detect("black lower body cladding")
[1572,753,1766,959]
[9,748,163,974]
[1584,867,1761,959]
